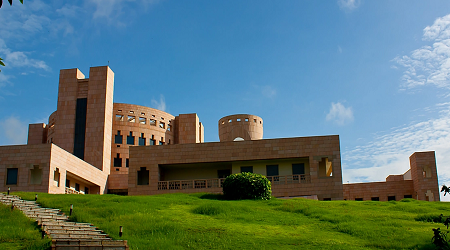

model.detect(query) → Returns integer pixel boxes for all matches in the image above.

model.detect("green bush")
[222,172,271,200]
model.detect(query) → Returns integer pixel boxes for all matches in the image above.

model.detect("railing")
[157,175,311,191]
[65,187,83,194]
[158,178,226,190]
[266,174,311,185]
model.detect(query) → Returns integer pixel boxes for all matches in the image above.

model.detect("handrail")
[157,174,311,190]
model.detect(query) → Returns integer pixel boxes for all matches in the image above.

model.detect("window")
[237,118,241,122]
[30,165,42,185]
[128,115,135,123]
[139,117,146,124]
[54,168,60,187]
[159,122,165,129]
[149,119,156,126]
[318,157,333,177]
[75,183,80,192]
[137,167,149,185]
[66,179,70,188]
[423,167,432,178]
[388,196,396,201]
[355,198,363,201]
[114,154,122,167]
[241,166,253,173]
[150,139,156,145]
[292,163,305,175]
[371,197,379,201]
[115,131,123,144]
[115,115,123,121]
[84,187,89,194]
[127,132,135,145]
[6,168,18,185]
[126,159,129,168]
[228,119,232,123]
[323,198,331,201]
[139,133,146,146]
[168,125,172,131]
[404,195,413,199]
[218,170,231,178]
[159,141,164,145]
[141,112,145,116]
[253,119,257,123]
[129,111,134,114]
[266,165,279,176]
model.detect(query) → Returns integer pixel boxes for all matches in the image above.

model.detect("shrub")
[222,172,271,200]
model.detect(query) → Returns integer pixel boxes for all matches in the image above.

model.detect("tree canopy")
[0,0,23,8]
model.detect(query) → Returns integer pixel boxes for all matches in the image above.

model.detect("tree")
[442,185,450,196]
[0,0,23,8]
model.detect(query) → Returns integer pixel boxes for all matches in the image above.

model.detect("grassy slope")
[6,192,450,250]
[0,203,51,250]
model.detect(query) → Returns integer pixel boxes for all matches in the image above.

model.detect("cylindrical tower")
[218,114,263,142]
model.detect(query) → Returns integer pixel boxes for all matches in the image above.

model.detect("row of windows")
[220,118,262,125]
[115,114,172,131]
[114,131,168,146]
[353,195,412,201]
[240,163,305,176]
[65,179,89,194]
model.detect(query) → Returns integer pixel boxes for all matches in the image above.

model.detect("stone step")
[50,234,109,239]
[45,226,101,232]
[43,221,93,227]
[47,229,104,234]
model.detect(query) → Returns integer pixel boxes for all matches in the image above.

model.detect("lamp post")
[70,204,73,216]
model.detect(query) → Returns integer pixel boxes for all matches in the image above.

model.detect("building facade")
[0,66,440,201]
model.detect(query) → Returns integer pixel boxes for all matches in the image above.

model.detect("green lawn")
[4,192,450,249]
[0,202,51,250]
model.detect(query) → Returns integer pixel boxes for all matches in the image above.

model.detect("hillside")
[3,192,450,249]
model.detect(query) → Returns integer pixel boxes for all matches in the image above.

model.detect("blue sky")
[1,0,450,199]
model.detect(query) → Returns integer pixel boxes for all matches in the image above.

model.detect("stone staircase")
[0,193,129,250]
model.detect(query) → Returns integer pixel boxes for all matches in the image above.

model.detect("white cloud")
[261,85,276,98]
[0,39,50,71]
[338,45,343,53]
[151,94,166,111]
[393,14,450,89]
[343,103,450,201]
[0,116,27,145]
[88,0,160,25]
[337,0,360,12]
[326,102,354,125]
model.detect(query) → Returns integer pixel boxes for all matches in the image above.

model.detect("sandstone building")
[0,66,440,201]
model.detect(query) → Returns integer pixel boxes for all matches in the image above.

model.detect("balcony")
[157,174,311,191]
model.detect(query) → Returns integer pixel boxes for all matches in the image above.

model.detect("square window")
[139,117,146,124]
[6,168,18,185]
[241,166,253,173]
[75,183,80,192]
[128,116,135,123]
[237,118,241,122]
[245,118,249,122]
[266,165,279,176]
[388,196,396,201]
[129,111,134,114]
[228,119,232,123]
[141,112,145,115]
[159,122,165,129]
[371,197,379,201]
[150,119,156,126]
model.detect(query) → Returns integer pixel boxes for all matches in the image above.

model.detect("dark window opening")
[6,168,18,185]
[240,166,253,173]
[115,131,123,144]
[218,169,231,178]
[73,98,87,160]
[137,167,149,185]
[126,159,129,168]
[388,196,396,201]
[114,153,122,167]
[138,133,146,146]
[371,197,380,201]
[66,179,70,188]
[127,132,135,145]
[404,195,413,199]
[266,165,279,176]
[355,198,363,201]
[75,183,80,192]
[292,163,305,175]
[150,139,156,145]
[323,198,331,201]
[84,187,89,194]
